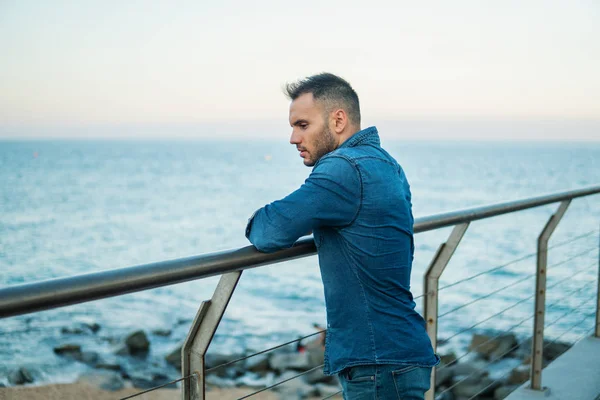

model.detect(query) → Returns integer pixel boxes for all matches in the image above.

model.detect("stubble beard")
[306,125,337,167]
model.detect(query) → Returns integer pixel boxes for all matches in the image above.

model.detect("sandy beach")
[0,383,288,400]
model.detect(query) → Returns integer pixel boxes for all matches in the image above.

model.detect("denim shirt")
[246,126,438,375]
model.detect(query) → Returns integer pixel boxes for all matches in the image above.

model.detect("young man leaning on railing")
[245,72,440,400]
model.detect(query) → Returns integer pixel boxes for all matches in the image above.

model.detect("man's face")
[288,93,337,167]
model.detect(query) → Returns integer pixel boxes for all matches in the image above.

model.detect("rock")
[165,346,182,369]
[61,327,86,335]
[434,390,455,400]
[131,373,177,390]
[305,347,325,369]
[53,344,82,355]
[115,345,130,356]
[245,353,270,373]
[491,334,518,360]
[302,334,325,368]
[440,352,457,366]
[494,384,520,400]
[235,372,274,388]
[74,351,100,365]
[515,338,570,363]
[205,374,236,388]
[452,376,499,398]
[469,334,496,358]
[205,353,245,378]
[77,370,124,391]
[101,336,120,345]
[83,322,101,333]
[61,322,100,335]
[273,370,318,398]
[469,334,517,360]
[303,367,334,385]
[507,365,530,385]
[54,344,97,365]
[205,352,243,369]
[95,363,122,372]
[125,330,150,354]
[514,337,533,359]
[152,329,172,337]
[270,352,312,372]
[448,360,488,379]
[222,365,244,380]
[543,341,570,362]
[316,383,342,398]
[435,366,454,387]
[8,368,34,385]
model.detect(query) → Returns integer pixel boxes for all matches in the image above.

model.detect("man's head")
[285,73,361,166]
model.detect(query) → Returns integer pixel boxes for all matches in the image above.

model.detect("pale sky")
[0,0,599,140]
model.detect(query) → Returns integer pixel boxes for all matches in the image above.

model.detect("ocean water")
[1,138,599,386]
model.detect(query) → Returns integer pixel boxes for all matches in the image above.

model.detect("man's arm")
[246,156,361,253]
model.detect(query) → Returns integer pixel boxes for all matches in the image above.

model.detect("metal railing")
[1,184,599,400]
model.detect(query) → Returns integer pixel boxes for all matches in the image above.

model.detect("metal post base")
[181,272,242,400]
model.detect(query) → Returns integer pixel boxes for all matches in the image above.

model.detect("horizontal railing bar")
[1,184,599,319]
[415,184,600,232]
[0,244,317,318]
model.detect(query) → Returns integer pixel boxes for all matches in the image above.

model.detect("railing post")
[596,223,600,338]
[423,222,469,400]
[530,200,570,391]
[181,272,242,400]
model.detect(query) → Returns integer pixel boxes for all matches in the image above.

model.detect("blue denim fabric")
[339,364,431,400]
[246,126,439,375]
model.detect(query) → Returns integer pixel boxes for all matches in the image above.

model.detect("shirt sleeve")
[245,155,361,253]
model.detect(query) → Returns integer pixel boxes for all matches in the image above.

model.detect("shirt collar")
[338,126,380,149]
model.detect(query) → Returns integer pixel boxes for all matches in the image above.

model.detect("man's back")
[310,127,437,375]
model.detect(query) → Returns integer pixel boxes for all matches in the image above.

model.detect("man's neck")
[336,125,361,148]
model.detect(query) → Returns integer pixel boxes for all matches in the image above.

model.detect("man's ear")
[332,109,347,134]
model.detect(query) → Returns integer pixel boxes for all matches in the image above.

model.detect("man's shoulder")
[323,146,365,163]
[316,150,358,169]
[311,153,361,184]
[327,144,397,166]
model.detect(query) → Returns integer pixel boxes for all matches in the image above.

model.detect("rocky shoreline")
[2,321,573,400]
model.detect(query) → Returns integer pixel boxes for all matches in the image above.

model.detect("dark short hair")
[284,73,361,126]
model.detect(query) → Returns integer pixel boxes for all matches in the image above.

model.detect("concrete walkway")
[506,336,600,400]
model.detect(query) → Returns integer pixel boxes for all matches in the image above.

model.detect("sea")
[1,138,599,386]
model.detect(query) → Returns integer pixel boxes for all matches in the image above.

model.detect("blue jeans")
[339,364,431,400]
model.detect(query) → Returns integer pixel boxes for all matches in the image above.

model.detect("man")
[245,73,439,399]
